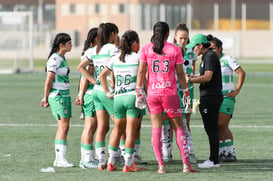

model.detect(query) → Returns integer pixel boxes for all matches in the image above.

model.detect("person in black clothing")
[186,34,223,168]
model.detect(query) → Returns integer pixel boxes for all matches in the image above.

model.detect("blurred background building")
[1,0,273,62]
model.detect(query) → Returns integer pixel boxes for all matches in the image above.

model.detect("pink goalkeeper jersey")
[139,41,184,96]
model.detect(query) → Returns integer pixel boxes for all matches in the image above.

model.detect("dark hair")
[46,33,71,72]
[119,30,139,62]
[174,23,189,44]
[48,33,71,59]
[151,21,169,54]
[81,27,98,56]
[207,34,223,50]
[96,23,119,54]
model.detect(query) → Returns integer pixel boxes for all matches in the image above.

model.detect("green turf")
[0,63,273,181]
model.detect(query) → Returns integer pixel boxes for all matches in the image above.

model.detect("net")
[0,11,34,74]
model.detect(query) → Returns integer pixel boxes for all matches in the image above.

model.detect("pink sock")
[152,128,164,167]
[175,127,190,166]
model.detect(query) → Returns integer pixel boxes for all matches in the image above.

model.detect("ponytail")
[81,27,98,56]
[151,22,169,54]
[119,30,139,62]
[96,23,119,54]
[207,34,222,49]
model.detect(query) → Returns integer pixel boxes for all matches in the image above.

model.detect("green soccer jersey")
[47,53,70,93]
[219,54,240,96]
[86,43,119,91]
[106,52,139,96]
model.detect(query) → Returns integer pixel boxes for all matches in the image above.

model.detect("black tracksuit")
[199,49,223,164]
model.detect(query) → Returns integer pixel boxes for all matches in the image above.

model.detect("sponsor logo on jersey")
[166,109,174,113]
[152,81,171,89]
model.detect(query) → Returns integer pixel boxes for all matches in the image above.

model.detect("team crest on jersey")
[64,108,68,115]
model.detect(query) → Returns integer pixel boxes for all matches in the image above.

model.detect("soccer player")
[208,35,245,162]
[186,34,223,168]
[100,30,145,172]
[77,23,120,170]
[75,27,99,169]
[40,33,74,167]
[136,21,199,174]
[161,23,198,163]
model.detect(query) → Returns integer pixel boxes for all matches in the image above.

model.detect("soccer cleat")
[189,153,198,164]
[157,165,166,174]
[134,155,147,164]
[197,160,220,168]
[183,165,199,173]
[98,162,107,170]
[122,165,138,172]
[106,163,117,171]
[115,156,125,166]
[133,161,147,170]
[79,160,99,169]
[53,159,75,168]
[223,153,237,162]
[219,153,226,162]
[163,154,172,163]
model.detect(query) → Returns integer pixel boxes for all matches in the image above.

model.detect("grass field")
[0,62,273,181]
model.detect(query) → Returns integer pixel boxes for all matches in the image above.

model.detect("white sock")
[182,118,195,155]
[124,152,133,167]
[96,147,106,164]
[83,149,94,163]
[108,149,117,165]
[162,124,171,156]
[55,144,66,160]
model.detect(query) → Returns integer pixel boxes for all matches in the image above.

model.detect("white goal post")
[0,11,34,74]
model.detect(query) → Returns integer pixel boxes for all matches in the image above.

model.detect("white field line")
[1,123,273,129]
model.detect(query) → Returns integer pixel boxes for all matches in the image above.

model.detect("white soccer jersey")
[82,48,95,95]
[106,52,139,97]
[220,54,240,96]
[87,43,119,90]
[47,53,70,90]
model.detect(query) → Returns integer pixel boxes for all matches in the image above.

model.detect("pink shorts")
[147,94,182,118]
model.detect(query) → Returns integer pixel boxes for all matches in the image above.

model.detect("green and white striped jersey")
[86,43,119,91]
[106,52,139,97]
[220,54,240,96]
[176,47,197,91]
[47,53,70,90]
[81,48,95,95]
[183,48,197,76]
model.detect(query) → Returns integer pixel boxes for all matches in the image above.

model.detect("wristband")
[136,86,143,97]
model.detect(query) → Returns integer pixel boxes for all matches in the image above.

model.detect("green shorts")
[178,87,194,114]
[82,93,96,117]
[114,95,142,119]
[219,97,235,115]
[92,89,114,115]
[48,92,72,121]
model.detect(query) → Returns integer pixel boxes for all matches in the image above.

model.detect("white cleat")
[53,159,75,168]
[197,160,220,168]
